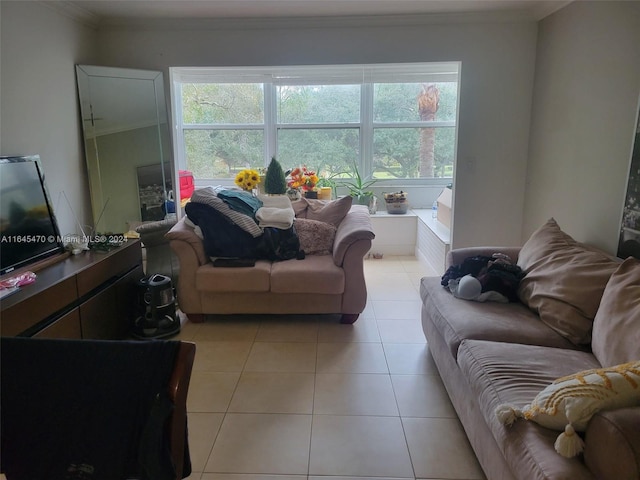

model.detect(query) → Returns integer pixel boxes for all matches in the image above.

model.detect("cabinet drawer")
[77,241,141,297]
[33,308,82,339]
[1,277,77,337]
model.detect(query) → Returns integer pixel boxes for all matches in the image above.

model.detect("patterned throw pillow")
[496,361,640,457]
[295,218,336,255]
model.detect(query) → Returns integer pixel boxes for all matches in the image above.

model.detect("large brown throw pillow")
[591,257,640,367]
[517,218,619,345]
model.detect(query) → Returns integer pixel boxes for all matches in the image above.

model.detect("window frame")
[170,62,460,186]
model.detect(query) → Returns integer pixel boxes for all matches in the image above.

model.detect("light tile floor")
[175,255,486,480]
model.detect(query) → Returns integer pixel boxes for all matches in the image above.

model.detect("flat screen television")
[0,155,65,276]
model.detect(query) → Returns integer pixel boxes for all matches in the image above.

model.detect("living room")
[1,1,639,479]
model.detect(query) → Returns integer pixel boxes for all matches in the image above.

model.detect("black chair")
[1,337,195,480]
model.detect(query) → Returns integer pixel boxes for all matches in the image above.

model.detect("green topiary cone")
[264,157,287,194]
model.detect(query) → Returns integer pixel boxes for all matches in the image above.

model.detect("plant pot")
[354,194,377,214]
[384,191,409,215]
[304,190,318,199]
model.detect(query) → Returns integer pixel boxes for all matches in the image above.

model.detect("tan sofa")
[166,202,375,324]
[421,219,640,480]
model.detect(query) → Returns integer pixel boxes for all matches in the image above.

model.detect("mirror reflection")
[75,65,173,234]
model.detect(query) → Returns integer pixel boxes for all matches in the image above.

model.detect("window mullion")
[361,83,373,179]
[265,82,277,165]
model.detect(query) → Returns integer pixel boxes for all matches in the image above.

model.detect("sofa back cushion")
[591,257,640,366]
[517,218,619,345]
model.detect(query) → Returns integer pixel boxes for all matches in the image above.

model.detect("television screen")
[0,155,64,276]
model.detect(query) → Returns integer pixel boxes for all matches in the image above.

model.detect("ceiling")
[58,0,571,25]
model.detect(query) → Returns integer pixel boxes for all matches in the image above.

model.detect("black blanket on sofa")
[1,337,189,480]
[185,201,300,261]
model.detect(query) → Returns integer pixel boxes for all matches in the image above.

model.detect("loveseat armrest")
[446,246,522,268]
[166,217,209,266]
[333,204,375,267]
[166,217,209,316]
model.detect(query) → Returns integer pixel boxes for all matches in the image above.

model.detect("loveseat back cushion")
[591,257,640,366]
[292,195,353,227]
[517,218,619,345]
[584,407,640,480]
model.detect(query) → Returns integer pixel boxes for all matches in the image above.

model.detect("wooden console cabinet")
[0,239,143,339]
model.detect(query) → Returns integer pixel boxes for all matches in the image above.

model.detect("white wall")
[1,1,97,237]
[96,15,538,249]
[523,1,640,254]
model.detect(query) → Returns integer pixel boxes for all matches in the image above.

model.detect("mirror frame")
[76,65,173,233]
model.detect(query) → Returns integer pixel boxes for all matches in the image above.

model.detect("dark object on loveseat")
[1,337,196,480]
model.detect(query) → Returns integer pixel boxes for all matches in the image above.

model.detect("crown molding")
[98,10,537,32]
[531,0,573,20]
[40,1,100,28]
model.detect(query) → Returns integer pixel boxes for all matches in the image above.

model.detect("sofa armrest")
[332,205,375,267]
[446,246,522,268]
[584,407,640,480]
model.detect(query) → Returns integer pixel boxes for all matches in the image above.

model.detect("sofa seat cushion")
[457,339,599,480]
[196,260,272,292]
[271,255,344,294]
[420,277,579,361]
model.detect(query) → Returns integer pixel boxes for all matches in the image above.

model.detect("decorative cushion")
[295,218,336,255]
[292,195,353,227]
[516,218,619,345]
[591,257,640,367]
[496,361,640,458]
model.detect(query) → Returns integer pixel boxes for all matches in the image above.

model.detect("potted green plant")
[264,157,287,195]
[340,162,378,213]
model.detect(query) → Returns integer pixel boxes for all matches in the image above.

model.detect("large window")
[171,63,459,184]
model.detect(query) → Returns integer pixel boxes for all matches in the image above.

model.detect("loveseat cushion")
[271,255,344,294]
[457,339,599,480]
[420,277,579,361]
[516,218,619,346]
[196,260,271,292]
[292,195,353,227]
[591,257,640,367]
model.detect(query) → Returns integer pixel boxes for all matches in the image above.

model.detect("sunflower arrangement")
[287,166,319,192]
[234,169,261,191]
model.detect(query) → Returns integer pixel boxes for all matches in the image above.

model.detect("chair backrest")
[1,337,196,480]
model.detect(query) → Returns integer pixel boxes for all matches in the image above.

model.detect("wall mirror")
[76,65,173,234]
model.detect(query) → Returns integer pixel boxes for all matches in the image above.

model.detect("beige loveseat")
[421,219,640,480]
[166,198,375,324]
